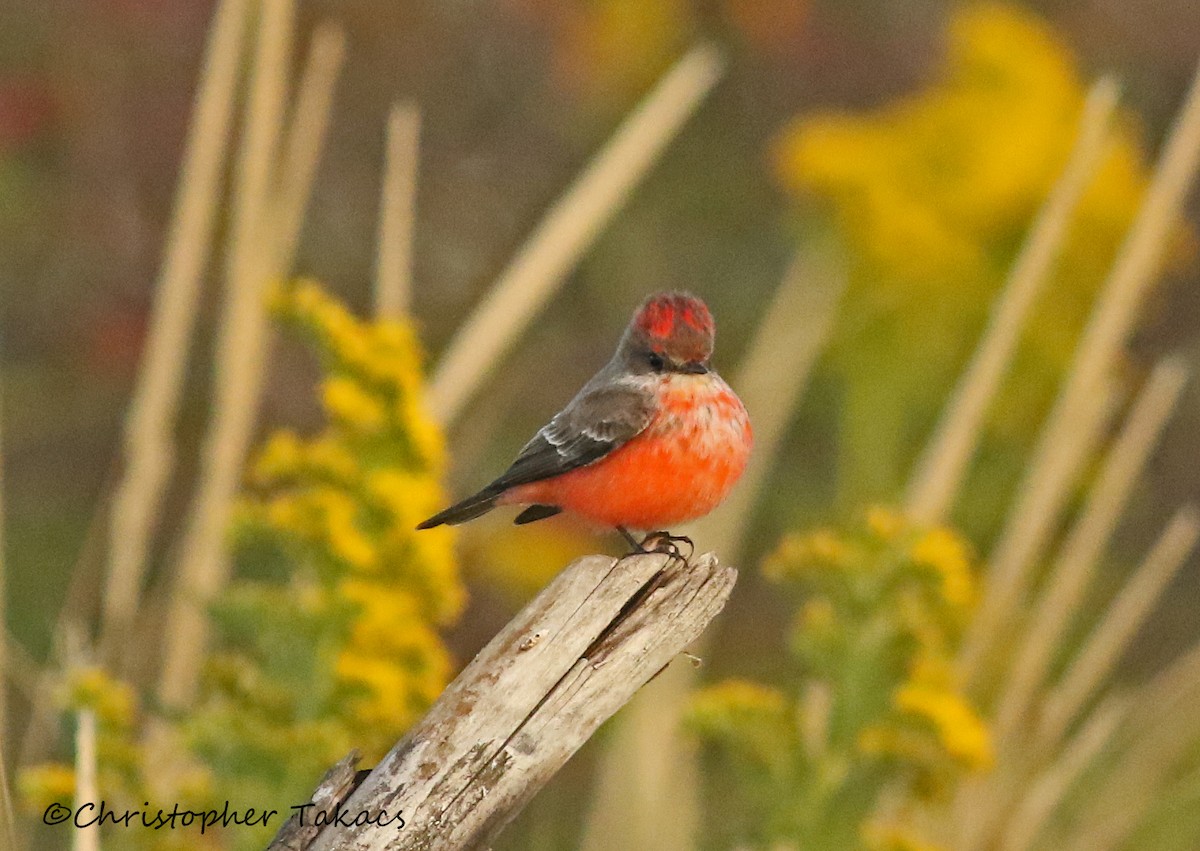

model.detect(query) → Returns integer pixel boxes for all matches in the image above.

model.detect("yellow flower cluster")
[690,508,990,848]
[910,528,975,614]
[686,679,795,772]
[863,823,948,851]
[777,3,1163,291]
[776,3,1194,510]
[810,510,989,802]
[19,668,155,819]
[186,281,463,817]
[893,680,992,771]
[268,280,444,466]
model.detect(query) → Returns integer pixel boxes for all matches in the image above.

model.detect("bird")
[417,291,752,555]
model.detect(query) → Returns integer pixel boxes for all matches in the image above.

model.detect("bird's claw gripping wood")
[640,531,695,562]
[616,526,694,562]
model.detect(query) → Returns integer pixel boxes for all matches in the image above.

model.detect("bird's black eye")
[648,352,666,372]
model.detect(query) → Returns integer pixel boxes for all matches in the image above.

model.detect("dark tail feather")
[417,487,502,529]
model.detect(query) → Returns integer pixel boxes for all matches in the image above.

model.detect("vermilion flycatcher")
[417,291,752,552]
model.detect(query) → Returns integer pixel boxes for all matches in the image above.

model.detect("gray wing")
[489,381,655,491]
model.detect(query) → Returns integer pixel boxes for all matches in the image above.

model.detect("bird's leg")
[617,525,648,554]
[639,531,694,563]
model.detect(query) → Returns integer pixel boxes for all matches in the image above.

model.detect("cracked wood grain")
[275,551,736,851]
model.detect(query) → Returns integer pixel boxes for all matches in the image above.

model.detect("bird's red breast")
[503,373,752,530]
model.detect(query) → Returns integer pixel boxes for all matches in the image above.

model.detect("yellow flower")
[764,529,851,581]
[18,763,76,811]
[910,528,975,611]
[798,596,837,637]
[323,376,387,433]
[691,678,789,720]
[366,470,440,529]
[304,436,359,481]
[893,682,993,770]
[686,679,794,769]
[265,494,304,534]
[398,394,446,467]
[252,430,305,484]
[317,489,377,572]
[64,668,136,730]
[210,279,463,806]
[867,505,907,541]
[863,822,948,851]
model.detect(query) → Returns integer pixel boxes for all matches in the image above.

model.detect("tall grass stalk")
[0,629,41,707]
[1038,504,1200,750]
[0,733,17,851]
[72,710,98,851]
[158,0,300,712]
[1062,648,1200,851]
[98,0,252,667]
[426,43,725,425]
[960,355,1185,844]
[954,362,1186,848]
[960,380,1122,679]
[905,78,1120,525]
[376,102,421,320]
[994,359,1188,738]
[273,23,346,270]
[962,59,1200,677]
[975,516,1200,850]
[999,697,1128,851]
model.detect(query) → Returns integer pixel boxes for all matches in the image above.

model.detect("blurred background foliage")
[777,2,1192,527]
[3,0,1200,849]
[20,281,461,849]
[688,508,989,850]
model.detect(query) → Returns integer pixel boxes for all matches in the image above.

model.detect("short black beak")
[680,361,709,374]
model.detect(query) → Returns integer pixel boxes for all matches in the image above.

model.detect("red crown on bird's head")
[630,291,715,363]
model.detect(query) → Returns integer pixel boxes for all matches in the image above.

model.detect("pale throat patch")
[651,373,749,458]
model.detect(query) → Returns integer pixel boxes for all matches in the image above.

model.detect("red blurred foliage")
[0,76,56,152]
[727,0,810,58]
[84,305,149,374]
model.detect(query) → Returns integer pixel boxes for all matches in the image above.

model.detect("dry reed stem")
[98,0,252,665]
[0,733,17,851]
[994,359,1187,738]
[15,503,109,768]
[959,380,1122,678]
[954,755,1033,851]
[427,43,725,425]
[1062,655,1200,851]
[961,58,1200,678]
[0,629,43,707]
[73,710,98,851]
[800,682,834,760]
[905,78,1120,525]
[376,102,420,320]
[272,23,346,271]
[158,0,297,711]
[952,356,1178,851]
[580,247,844,851]
[999,697,1128,851]
[1038,504,1200,750]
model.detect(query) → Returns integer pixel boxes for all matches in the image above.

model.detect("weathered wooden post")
[266,550,735,851]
